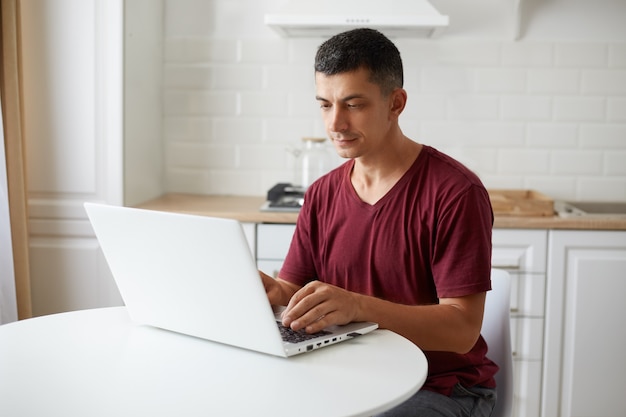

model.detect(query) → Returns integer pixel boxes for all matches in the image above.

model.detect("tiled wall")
[159,0,626,201]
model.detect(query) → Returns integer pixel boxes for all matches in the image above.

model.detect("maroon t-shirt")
[279,145,498,395]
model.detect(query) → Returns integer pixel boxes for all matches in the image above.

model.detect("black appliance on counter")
[260,183,305,212]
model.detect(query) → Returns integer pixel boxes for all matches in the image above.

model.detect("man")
[261,28,498,416]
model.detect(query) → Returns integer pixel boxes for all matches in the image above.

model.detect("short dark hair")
[314,28,404,96]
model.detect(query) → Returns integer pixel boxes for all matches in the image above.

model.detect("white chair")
[482,269,514,417]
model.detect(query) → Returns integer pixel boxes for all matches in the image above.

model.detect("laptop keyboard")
[277,322,331,343]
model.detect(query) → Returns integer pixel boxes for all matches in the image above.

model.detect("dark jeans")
[374,384,497,417]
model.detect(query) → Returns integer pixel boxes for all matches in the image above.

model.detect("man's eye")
[319,103,331,110]
[347,103,361,109]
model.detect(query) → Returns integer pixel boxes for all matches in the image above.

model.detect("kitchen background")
[2,3,623,415]
[128,0,626,203]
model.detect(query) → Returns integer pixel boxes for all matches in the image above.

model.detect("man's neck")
[351,139,422,205]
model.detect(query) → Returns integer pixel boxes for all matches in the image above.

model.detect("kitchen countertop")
[135,193,626,231]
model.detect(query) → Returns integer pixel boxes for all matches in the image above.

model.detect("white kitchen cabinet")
[490,229,548,417]
[513,360,543,417]
[543,230,626,417]
[256,223,296,277]
[241,222,257,257]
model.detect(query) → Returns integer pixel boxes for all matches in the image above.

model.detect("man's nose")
[328,107,347,132]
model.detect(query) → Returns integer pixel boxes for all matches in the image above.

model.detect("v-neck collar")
[343,147,427,210]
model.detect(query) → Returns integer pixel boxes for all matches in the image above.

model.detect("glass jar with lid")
[295,137,332,188]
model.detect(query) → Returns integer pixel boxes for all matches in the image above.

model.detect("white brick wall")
[159,0,626,201]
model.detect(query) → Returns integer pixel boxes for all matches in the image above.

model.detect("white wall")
[157,0,626,201]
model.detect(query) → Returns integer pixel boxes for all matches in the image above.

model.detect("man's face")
[315,67,396,160]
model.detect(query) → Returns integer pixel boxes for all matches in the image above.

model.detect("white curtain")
[0,97,18,324]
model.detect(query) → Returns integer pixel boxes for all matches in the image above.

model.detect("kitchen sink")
[555,200,626,218]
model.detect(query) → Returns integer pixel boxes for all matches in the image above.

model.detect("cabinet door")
[22,0,124,316]
[492,229,547,317]
[256,224,296,277]
[544,230,626,417]
[240,223,256,256]
[492,229,548,273]
[513,360,543,417]
[492,229,547,417]
[256,224,296,261]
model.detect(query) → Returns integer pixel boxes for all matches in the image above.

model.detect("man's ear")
[389,88,407,116]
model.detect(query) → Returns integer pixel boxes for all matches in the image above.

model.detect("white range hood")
[264,0,449,38]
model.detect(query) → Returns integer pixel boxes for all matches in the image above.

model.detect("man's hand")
[258,270,301,307]
[259,270,283,305]
[281,281,362,334]
[260,271,486,352]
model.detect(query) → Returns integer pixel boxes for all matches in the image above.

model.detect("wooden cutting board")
[488,189,554,217]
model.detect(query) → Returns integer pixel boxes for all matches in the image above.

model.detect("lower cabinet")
[256,223,296,278]
[240,222,256,257]
[543,230,626,417]
[492,229,547,417]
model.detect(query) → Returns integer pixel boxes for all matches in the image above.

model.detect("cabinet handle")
[491,264,520,270]
[510,308,519,313]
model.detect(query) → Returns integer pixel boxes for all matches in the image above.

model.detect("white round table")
[0,307,427,417]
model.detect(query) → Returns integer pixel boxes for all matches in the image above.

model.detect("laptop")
[84,202,378,357]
